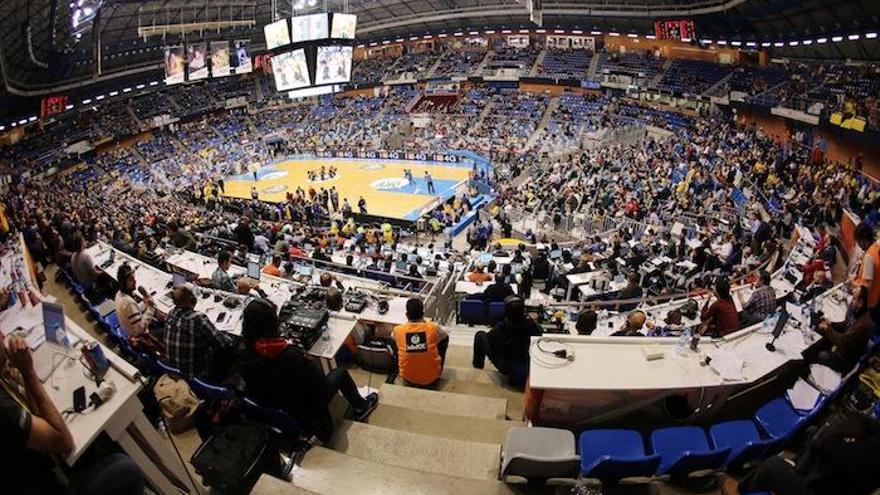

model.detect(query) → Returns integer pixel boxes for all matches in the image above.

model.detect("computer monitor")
[550,249,562,260]
[297,265,313,276]
[479,253,492,264]
[247,260,261,280]
[42,301,66,344]
[172,272,186,288]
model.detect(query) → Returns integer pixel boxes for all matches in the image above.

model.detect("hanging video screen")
[315,46,353,85]
[271,49,311,91]
[331,13,357,39]
[232,40,252,74]
[187,42,208,80]
[210,41,231,77]
[164,46,185,85]
[264,18,291,50]
[290,13,329,43]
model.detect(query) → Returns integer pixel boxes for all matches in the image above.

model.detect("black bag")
[191,420,272,494]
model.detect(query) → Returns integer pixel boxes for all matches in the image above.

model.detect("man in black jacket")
[238,299,378,443]
[472,296,542,377]
[484,264,516,303]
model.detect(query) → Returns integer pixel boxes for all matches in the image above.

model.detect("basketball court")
[221,157,473,221]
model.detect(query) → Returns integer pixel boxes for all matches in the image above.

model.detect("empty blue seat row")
[458,298,505,325]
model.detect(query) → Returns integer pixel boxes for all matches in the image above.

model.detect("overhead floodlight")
[136,84,145,89]
[681,37,691,42]
[761,42,771,47]
[848,34,860,40]
[382,40,390,44]
[149,81,159,86]
[817,37,828,43]
[802,39,813,45]
[832,36,843,42]
[716,40,727,45]
[554,29,565,34]
[774,41,784,47]
[788,41,799,46]
[572,30,583,34]
[501,29,512,34]
[109,90,118,96]
[627,33,638,38]
[395,38,404,42]
[608,32,620,36]
[485,30,496,34]
[82,98,92,104]
[18,119,27,125]
[590,30,602,35]
[28,116,37,122]
[746,41,757,47]
[95,94,105,100]
[645,34,656,39]
[701,38,713,44]
[731,41,742,46]
[867,32,878,39]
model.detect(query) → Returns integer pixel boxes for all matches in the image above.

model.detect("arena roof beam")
[357,0,751,35]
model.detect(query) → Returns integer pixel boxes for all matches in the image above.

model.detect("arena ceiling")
[0,0,878,91]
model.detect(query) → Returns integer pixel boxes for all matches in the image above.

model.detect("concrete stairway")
[475,50,495,75]
[586,53,601,80]
[424,50,449,79]
[251,342,532,495]
[704,70,735,97]
[648,58,673,89]
[524,96,560,152]
[529,49,547,76]
[472,96,498,133]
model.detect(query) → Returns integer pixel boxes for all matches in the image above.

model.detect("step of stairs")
[252,474,319,495]
[290,446,519,495]
[366,403,524,444]
[379,383,508,420]
[329,420,502,480]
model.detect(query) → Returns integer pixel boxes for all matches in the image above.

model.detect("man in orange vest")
[853,222,880,322]
[392,298,448,387]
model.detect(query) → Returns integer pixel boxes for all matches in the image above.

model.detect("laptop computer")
[101,249,115,269]
[247,260,261,280]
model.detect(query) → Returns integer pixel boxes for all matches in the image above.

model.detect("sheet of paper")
[708,350,745,382]
[809,364,841,395]
[787,378,821,411]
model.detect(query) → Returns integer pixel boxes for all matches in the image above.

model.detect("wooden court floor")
[222,158,472,220]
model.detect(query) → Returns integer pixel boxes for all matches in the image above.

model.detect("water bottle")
[321,323,330,342]
[677,328,691,355]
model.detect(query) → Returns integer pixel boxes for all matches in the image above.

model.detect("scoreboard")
[40,95,69,118]
[654,19,697,41]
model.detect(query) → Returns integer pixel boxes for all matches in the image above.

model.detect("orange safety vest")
[856,241,880,307]
[393,321,443,386]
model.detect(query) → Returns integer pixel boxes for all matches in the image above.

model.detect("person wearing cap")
[472,296,542,380]
[392,298,448,387]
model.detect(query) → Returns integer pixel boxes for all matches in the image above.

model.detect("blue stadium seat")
[579,429,660,481]
[650,426,730,477]
[754,398,806,441]
[187,377,235,401]
[458,299,486,324]
[488,301,506,322]
[708,420,775,468]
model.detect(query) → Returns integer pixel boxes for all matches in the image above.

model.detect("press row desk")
[565,226,817,337]
[455,280,519,295]
[1,242,198,494]
[526,284,848,428]
[85,243,409,372]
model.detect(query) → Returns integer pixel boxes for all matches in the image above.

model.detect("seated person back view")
[611,311,647,337]
[483,264,516,303]
[163,286,236,379]
[392,298,449,387]
[472,296,542,378]
[238,299,378,444]
[467,264,493,283]
[0,334,145,495]
[699,277,740,337]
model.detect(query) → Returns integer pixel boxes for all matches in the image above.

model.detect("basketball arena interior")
[2,0,880,494]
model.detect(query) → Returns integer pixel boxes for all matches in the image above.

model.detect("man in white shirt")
[115,263,163,339]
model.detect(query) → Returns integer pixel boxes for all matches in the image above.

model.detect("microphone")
[137,286,150,298]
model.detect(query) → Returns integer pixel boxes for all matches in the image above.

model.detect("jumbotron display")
[654,19,697,41]
[264,13,357,96]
